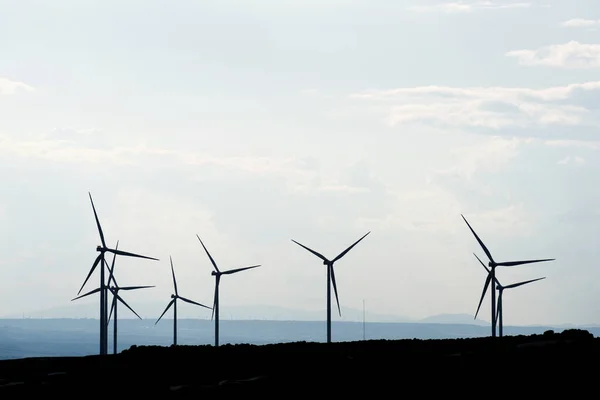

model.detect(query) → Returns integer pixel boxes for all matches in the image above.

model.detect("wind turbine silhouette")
[462,214,554,337]
[155,256,211,346]
[76,193,159,355]
[105,241,155,354]
[72,241,153,355]
[291,231,370,343]
[474,253,545,337]
[196,235,261,347]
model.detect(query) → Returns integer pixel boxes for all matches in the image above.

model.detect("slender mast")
[362,299,366,341]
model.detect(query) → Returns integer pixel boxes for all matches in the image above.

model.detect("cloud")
[408,1,530,13]
[561,18,600,28]
[0,77,34,95]
[544,139,600,150]
[349,81,600,136]
[506,41,600,69]
[431,136,529,180]
[557,155,586,166]
[0,130,399,211]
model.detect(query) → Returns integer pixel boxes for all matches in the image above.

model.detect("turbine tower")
[77,193,159,355]
[105,241,155,354]
[196,235,260,347]
[462,214,554,337]
[474,254,545,337]
[291,231,370,343]
[155,256,211,346]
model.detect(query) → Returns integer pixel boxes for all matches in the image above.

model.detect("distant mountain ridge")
[416,313,488,326]
[4,302,595,328]
[2,302,489,325]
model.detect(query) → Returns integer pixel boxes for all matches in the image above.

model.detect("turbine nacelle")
[171,294,176,299]
[211,270,219,276]
[96,245,104,252]
[323,260,332,266]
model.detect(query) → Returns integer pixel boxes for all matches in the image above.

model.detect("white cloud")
[544,139,600,150]
[557,155,586,166]
[462,203,537,238]
[0,131,383,198]
[432,136,529,179]
[350,81,600,130]
[0,77,34,95]
[561,18,600,28]
[408,1,530,13]
[506,41,600,69]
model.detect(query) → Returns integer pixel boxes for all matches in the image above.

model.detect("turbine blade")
[72,287,101,301]
[290,239,328,263]
[330,265,341,317]
[331,231,371,263]
[170,256,178,296]
[106,248,159,261]
[120,285,155,291]
[155,299,174,325]
[178,296,212,310]
[496,291,502,325]
[504,277,546,289]
[107,296,116,326]
[77,254,102,295]
[473,253,490,273]
[474,253,500,286]
[107,240,119,288]
[89,192,106,249]
[496,259,555,267]
[461,214,495,264]
[211,278,219,321]
[222,265,261,275]
[116,293,142,320]
[474,273,492,320]
[196,235,220,273]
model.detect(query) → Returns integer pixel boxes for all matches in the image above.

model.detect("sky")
[1,0,599,327]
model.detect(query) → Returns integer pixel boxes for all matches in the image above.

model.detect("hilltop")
[0,329,597,397]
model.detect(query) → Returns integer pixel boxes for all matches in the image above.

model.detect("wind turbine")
[474,253,545,337]
[196,235,260,347]
[461,214,554,337]
[104,241,155,354]
[76,192,159,355]
[290,231,370,343]
[155,256,212,346]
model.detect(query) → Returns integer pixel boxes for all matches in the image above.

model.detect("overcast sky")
[1,0,599,326]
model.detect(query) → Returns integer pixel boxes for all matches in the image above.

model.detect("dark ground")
[0,329,597,398]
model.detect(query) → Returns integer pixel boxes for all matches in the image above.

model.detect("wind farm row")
[74,193,554,355]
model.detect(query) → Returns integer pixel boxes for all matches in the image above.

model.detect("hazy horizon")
[4,317,596,360]
[2,0,600,330]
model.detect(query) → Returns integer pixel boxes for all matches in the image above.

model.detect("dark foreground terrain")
[0,329,598,397]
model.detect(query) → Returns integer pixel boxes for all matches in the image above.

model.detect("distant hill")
[2,302,414,323]
[3,303,596,329]
[416,313,488,326]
